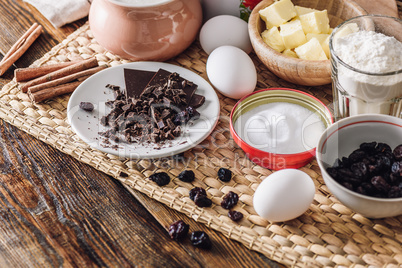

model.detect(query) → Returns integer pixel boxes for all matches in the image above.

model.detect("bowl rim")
[229,87,334,158]
[329,14,402,76]
[316,114,402,202]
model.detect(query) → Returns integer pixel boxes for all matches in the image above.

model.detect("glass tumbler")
[329,15,402,121]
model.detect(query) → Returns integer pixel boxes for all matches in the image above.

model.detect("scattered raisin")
[190,231,212,249]
[194,193,212,207]
[189,187,206,201]
[178,170,195,182]
[149,172,170,186]
[228,211,243,222]
[189,187,212,207]
[218,168,232,182]
[221,191,239,209]
[168,220,189,241]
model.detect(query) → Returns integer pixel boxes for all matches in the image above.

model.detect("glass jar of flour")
[330,15,402,120]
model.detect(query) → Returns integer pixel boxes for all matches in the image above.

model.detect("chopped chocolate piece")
[113,89,123,100]
[160,109,171,119]
[153,88,164,99]
[124,68,156,98]
[106,84,120,91]
[189,94,205,109]
[100,115,109,126]
[79,102,94,112]
[105,100,114,107]
[157,120,165,129]
[173,126,181,137]
[166,118,175,129]
[110,134,119,143]
[122,103,134,111]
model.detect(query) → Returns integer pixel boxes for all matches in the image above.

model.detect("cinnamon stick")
[0,23,42,76]
[29,81,82,103]
[21,57,98,93]
[28,65,107,93]
[15,61,79,82]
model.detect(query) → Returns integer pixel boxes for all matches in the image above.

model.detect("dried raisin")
[221,191,239,209]
[189,187,206,201]
[190,231,212,249]
[168,220,189,241]
[218,168,232,182]
[194,193,212,207]
[178,170,195,182]
[228,211,243,222]
[149,172,170,186]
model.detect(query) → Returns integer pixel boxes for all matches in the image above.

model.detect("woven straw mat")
[0,23,401,268]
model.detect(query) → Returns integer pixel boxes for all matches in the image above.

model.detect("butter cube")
[295,5,315,16]
[259,0,297,29]
[261,27,285,52]
[334,23,359,38]
[279,19,306,49]
[306,33,330,58]
[306,33,329,43]
[295,38,327,60]
[299,10,330,34]
[283,49,298,58]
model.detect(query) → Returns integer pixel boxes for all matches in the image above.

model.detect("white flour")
[334,30,402,115]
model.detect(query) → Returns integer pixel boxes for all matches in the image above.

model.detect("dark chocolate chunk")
[100,115,109,126]
[189,94,205,109]
[79,102,94,112]
[124,68,156,98]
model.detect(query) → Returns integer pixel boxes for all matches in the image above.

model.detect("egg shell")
[253,169,315,222]
[200,15,252,54]
[206,46,257,99]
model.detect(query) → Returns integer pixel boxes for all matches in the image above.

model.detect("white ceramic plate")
[67,62,220,159]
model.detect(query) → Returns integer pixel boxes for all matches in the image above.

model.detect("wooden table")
[1,1,401,267]
[0,1,282,267]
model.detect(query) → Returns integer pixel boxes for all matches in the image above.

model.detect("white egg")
[253,169,315,222]
[206,46,257,99]
[200,15,252,55]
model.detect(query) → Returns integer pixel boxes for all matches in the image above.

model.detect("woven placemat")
[1,23,401,268]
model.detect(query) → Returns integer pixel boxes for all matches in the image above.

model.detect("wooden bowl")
[248,0,367,86]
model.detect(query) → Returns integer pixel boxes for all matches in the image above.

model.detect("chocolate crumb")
[79,102,94,112]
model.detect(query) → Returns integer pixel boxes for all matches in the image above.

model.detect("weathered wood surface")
[0,0,282,267]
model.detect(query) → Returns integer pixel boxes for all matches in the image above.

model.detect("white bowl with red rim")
[316,114,402,218]
[229,88,333,170]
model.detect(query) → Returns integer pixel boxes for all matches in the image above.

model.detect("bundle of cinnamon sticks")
[16,58,106,102]
[2,23,106,103]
